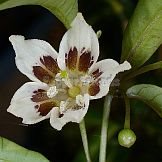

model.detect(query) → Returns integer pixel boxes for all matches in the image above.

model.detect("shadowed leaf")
[0,137,49,162]
[121,0,162,68]
[127,84,162,118]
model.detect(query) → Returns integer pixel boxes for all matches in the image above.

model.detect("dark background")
[1,0,162,162]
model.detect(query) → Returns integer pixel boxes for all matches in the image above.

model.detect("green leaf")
[126,84,162,118]
[0,137,49,162]
[121,0,162,68]
[0,0,78,28]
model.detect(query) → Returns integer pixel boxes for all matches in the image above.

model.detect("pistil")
[68,86,81,98]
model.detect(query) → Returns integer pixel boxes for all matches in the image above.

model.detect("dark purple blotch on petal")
[31,89,48,102]
[33,66,53,84]
[92,69,103,79]
[66,47,78,70]
[33,55,59,83]
[88,80,100,96]
[35,102,56,116]
[40,56,59,74]
[79,50,94,72]
[35,105,39,109]
[59,113,64,118]
[32,89,57,116]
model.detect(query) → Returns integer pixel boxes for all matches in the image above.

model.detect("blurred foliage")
[127,84,162,118]
[0,136,49,162]
[0,0,78,28]
[1,0,162,162]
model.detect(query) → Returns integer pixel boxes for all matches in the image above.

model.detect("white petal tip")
[55,126,62,131]
[72,12,86,26]
[22,119,32,125]
[118,61,131,72]
[50,122,64,131]
[76,12,83,19]
[7,108,10,113]
[123,61,131,70]
[7,106,13,113]
[7,106,19,118]
[9,35,24,43]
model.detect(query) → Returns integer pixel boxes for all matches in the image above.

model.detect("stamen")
[76,95,84,106]
[60,70,68,78]
[80,75,92,85]
[55,71,72,88]
[47,86,58,98]
[63,78,73,88]
[60,101,67,114]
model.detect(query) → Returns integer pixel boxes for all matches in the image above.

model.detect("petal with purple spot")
[58,13,99,71]
[9,35,59,83]
[50,94,89,130]
[7,82,57,124]
[88,60,131,99]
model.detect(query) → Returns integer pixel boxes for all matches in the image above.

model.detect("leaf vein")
[127,8,162,61]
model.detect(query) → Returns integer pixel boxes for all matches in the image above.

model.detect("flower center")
[68,86,80,98]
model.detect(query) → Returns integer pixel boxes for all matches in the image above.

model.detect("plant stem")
[99,95,113,162]
[79,119,91,162]
[123,94,130,129]
[123,61,162,81]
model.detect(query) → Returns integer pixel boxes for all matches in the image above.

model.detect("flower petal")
[7,82,57,124]
[88,60,131,99]
[58,13,99,72]
[9,35,59,83]
[50,94,89,130]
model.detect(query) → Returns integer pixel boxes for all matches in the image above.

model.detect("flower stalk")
[99,95,113,162]
[118,93,136,148]
[79,119,91,162]
[123,94,130,129]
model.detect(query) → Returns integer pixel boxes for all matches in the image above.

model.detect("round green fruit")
[118,129,136,148]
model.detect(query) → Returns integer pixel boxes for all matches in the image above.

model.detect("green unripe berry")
[118,129,136,148]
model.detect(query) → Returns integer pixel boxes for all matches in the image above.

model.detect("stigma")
[68,86,80,98]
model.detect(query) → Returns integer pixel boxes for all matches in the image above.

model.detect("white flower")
[7,13,131,130]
